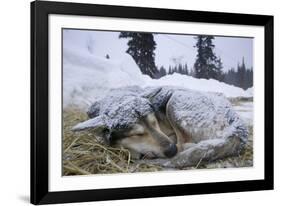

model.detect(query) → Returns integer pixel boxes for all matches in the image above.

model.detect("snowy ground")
[233,101,253,126]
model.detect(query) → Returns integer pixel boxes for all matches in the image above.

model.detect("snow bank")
[63,47,148,107]
[63,43,252,108]
[147,74,252,98]
[233,101,253,125]
[246,87,253,96]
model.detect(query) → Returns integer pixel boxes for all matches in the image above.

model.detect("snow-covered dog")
[72,86,248,168]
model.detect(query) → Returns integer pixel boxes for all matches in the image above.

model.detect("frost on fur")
[72,86,249,167]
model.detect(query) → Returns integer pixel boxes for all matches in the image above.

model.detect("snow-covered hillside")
[63,37,252,108]
[63,47,149,107]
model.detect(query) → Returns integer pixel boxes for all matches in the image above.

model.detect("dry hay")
[63,105,253,176]
[63,107,163,175]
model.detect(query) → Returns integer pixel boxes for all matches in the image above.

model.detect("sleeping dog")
[72,86,248,167]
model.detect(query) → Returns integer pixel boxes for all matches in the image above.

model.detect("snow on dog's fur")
[72,86,248,168]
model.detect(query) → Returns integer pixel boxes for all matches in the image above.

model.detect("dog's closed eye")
[127,124,145,136]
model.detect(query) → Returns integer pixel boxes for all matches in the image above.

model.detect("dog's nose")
[163,143,177,158]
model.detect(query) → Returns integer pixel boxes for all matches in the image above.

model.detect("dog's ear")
[142,87,173,111]
[72,115,106,131]
[141,87,162,101]
[72,115,112,144]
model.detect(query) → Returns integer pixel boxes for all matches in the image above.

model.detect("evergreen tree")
[189,67,195,77]
[165,63,190,76]
[184,63,189,75]
[178,64,183,74]
[173,65,178,74]
[237,57,247,89]
[247,67,253,89]
[119,32,157,78]
[158,66,167,78]
[215,57,223,81]
[194,35,206,78]
[168,66,172,75]
[194,35,222,80]
[222,60,253,90]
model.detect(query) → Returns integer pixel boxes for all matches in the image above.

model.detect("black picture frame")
[31,0,274,204]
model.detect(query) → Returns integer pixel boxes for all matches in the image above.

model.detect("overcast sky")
[64,29,253,72]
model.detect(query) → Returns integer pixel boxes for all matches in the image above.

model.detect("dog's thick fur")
[72,86,248,168]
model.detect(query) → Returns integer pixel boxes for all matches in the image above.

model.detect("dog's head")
[72,91,177,159]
